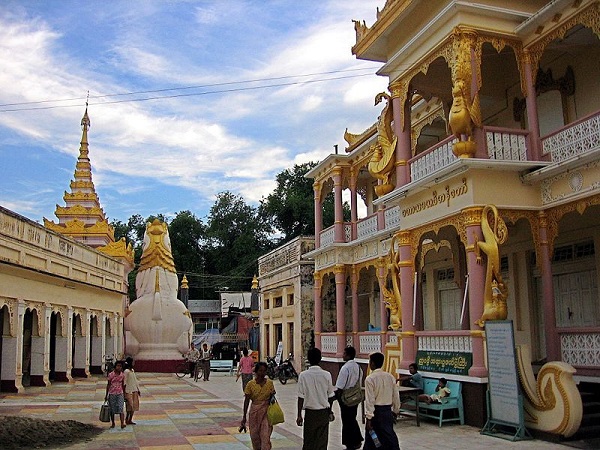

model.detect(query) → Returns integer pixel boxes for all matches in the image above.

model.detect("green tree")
[168,210,206,299]
[261,162,350,243]
[204,192,275,296]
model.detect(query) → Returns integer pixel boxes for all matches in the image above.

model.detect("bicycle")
[175,359,191,379]
[175,359,203,381]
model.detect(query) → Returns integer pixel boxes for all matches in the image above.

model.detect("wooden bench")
[209,359,234,375]
[399,378,464,427]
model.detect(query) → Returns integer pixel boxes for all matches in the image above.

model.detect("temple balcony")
[315,108,600,251]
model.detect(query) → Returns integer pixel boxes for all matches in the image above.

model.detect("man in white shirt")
[335,346,363,450]
[296,347,335,450]
[364,352,400,450]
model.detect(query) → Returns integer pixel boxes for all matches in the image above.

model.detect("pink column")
[350,172,358,240]
[539,212,560,360]
[392,83,411,186]
[524,54,542,161]
[465,208,487,377]
[377,205,385,231]
[333,169,344,243]
[314,273,323,350]
[314,182,323,248]
[334,265,347,357]
[397,232,416,369]
[351,267,359,349]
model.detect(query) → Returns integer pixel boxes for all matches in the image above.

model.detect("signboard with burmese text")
[415,350,472,375]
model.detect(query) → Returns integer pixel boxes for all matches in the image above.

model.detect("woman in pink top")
[105,360,126,428]
[237,348,255,391]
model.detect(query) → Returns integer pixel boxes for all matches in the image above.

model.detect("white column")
[91,315,103,373]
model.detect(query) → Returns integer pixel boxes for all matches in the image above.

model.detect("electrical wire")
[0,68,380,113]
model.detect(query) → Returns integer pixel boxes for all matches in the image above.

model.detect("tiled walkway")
[0,373,303,449]
[0,372,569,449]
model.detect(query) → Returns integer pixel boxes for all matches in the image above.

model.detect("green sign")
[415,350,472,375]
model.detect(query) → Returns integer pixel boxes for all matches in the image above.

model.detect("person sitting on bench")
[418,378,451,404]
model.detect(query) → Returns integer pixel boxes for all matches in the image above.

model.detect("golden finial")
[252,275,258,290]
[181,274,189,289]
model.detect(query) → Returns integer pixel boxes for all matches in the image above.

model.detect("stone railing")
[542,110,600,163]
[258,236,315,276]
[384,206,401,231]
[357,214,378,240]
[321,333,337,354]
[409,135,457,182]
[416,331,473,353]
[320,225,335,248]
[358,332,382,355]
[559,328,600,368]
[484,126,529,161]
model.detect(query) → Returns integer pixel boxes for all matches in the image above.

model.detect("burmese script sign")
[402,178,468,217]
[415,350,472,375]
[485,321,522,426]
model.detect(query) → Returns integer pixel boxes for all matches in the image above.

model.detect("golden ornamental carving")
[461,206,484,227]
[545,193,600,256]
[420,240,452,270]
[333,264,346,278]
[378,235,403,330]
[368,92,397,196]
[396,230,411,246]
[63,191,99,202]
[344,128,362,147]
[389,79,410,133]
[55,205,105,218]
[501,210,541,270]
[411,101,446,156]
[97,237,134,264]
[516,345,582,437]
[70,180,94,189]
[407,214,467,267]
[527,2,600,87]
[474,205,508,328]
[138,219,176,273]
[449,29,481,158]
[352,19,369,45]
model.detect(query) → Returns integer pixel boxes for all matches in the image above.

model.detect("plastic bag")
[267,396,284,426]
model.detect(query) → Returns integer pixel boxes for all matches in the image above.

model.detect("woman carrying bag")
[241,361,278,450]
[105,360,126,429]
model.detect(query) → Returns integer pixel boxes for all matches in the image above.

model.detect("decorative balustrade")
[321,334,338,354]
[560,329,600,367]
[484,126,529,161]
[344,223,352,242]
[384,206,401,231]
[320,225,334,248]
[359,332,382,354]
[542,110,600,163]
[357,214,378,240]
[416,331,473,353]
[409,136,457,182]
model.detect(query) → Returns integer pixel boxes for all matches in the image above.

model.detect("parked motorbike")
[266,356,278,380]
[277,353,298,384]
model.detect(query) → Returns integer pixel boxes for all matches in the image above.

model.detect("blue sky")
[0,1,387,224]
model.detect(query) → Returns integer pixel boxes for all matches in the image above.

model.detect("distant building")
[187,299,221,334]
[258,236,315,370]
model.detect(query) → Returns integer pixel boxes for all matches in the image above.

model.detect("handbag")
[341,367,364,407]
[99,401,111,423]
[267,395,285,426]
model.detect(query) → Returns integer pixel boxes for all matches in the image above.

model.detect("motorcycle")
[266,356,278,380]
[277,353,298,384]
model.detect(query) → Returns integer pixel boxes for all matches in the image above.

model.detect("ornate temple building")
[307,0,600,433]
[0,109,133,392]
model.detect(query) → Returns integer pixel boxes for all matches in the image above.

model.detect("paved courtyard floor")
[0,372,569,449]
